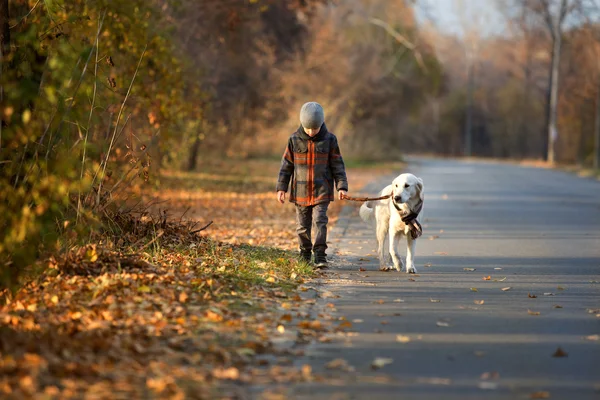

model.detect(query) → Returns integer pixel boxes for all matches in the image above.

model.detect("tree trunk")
[546,22,562,164]
[0,0,10,153]
[594,76,600,170]
[187,133,201,171]
[464,55,474,157]
[0,0,9,58]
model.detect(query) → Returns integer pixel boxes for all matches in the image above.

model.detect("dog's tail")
[359,201,374,223]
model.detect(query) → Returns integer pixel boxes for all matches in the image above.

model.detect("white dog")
[359,173,424,273]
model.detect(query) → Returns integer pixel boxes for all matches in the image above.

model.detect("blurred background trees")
[2,0,600,287]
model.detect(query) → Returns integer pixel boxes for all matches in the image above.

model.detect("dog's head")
[392,173,424,205]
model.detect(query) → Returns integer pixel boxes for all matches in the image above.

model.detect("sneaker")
[314,255,328,269]
[299,252,312,264]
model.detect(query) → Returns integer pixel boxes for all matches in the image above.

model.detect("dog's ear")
[416,177,424,201]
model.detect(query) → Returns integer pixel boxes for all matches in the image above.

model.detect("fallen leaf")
[585,334,599,341]
[212,367,239,380]
[528,293,537,298]
[373,300,385,304]
[380,320,389,325]
[527,310,541,316]
[543,293,555,296]
[396,335,411,343]
[474,351,486,357]
[86,247,98,262]
[266,276,276,283]
[501,287,511,291]
[277,325,285,334]
[359,267,366,272]
[552,347,568,357]
[553,305,563,309]
[290,272,297,280]
[470,288,478,292]
[530,391,550,399]
[408,278,416,282]
[337,320,352,329]
[482,276,491,281]
[205,310,223,322]
[480,371,500,380]
[371,357,393,369]
[430,298,441,303]
[494,277,507,282]
[393,298,405,303]
[138,285,151,293]
[321,291,339,299]
[352,319,364,323]
[50,295,59,305]
[464,268,476,272]
[494,267,503,270]
[436,321,450,327]
[326,358,351,370]
[424,263,432,268]
[557,286,565,291]
[280,314,292,322]
[178,292,188,303]
[474,300,485,305]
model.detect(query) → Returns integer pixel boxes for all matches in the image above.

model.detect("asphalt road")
[268,158,600,400]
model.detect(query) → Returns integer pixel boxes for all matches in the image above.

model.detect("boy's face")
[303,126,320,137]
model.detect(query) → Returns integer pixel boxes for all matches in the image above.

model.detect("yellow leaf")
[86,247,98,262]
[50,295,59,304]
[26,304,37,312]
[396,335,411,343]
[277,325,285,334]
[70,312,82,320]
[474,300,485,305]
[138,285,151,293]
[501,287,511,291]
[470,288,478,292]
[266,276,276,283]
[527,310,541,316]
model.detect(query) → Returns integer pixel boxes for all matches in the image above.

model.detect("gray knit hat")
[300,102,325,129]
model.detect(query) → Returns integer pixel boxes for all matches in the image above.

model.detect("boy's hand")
[277,191,286,204]
[338,190,347,200]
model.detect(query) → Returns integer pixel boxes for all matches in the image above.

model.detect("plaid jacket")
[276,124,348,206]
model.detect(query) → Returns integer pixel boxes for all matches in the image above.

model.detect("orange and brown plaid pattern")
[277,125,348,206]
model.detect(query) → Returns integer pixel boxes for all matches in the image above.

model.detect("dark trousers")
[295,202,329,256]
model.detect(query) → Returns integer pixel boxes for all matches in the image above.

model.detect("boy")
[276,102,348,268]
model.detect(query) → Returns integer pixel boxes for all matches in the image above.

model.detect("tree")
[530,0,579,163]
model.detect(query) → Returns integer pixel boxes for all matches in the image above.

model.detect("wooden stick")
[191,220,213,234]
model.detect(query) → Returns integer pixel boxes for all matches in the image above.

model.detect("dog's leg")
[388,228,404,272]
[406,234,417,274]
[377,221,391,271]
